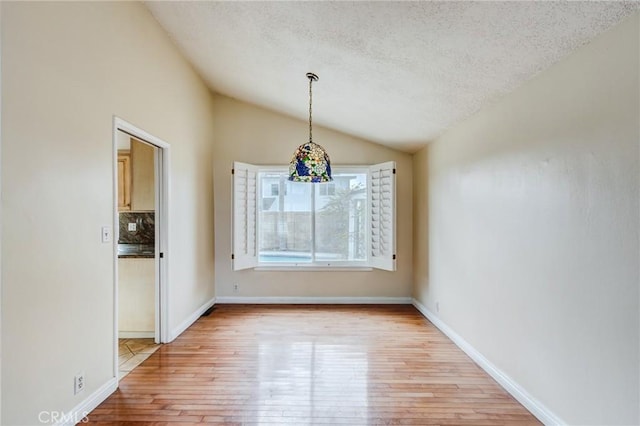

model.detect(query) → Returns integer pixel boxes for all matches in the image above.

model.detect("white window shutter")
[369,161,396,271]
[232,162,258,270]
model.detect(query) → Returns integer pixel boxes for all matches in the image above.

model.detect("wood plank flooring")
[87,304,541,425]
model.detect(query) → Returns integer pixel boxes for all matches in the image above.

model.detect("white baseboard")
[56,377,117,426]
[170,296,216,341]
[118,331,154,339]
[411,298,564,426]
[215,296,412,304]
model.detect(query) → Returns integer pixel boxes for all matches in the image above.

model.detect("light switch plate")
[101,226,111,243]
[128,223,137,232]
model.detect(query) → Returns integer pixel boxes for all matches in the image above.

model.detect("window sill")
[254,265,373,272]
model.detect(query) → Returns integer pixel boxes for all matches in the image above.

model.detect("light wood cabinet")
[131,140,155,211]
[118,141,155,211]
[118,151,131,211]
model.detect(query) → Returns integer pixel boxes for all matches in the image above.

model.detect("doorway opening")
[113,118,170,381]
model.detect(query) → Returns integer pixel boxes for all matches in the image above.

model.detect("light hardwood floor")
[87,304,541,425]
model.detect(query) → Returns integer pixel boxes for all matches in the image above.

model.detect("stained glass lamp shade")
[289,142,332,183]
[289,73,333,183]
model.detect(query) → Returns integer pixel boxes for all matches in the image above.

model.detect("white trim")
[114,117,171,344]
[56,378,118,426]
[411,298,564,426]
[0,3,3,417]
[159,143,170,343]
[111,119,120,384]
[170,296,216,341]
[232,162,259,270]
[369,161,396,271]
[153,147,161,343]
[254,266,373,272]
[118,331,155,339]
[112,117,172,388]
[114,118,171,151]
[216,296,412,304]
[153,142,171,343]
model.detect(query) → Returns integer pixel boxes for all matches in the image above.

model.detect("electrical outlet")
[74,372,85,395]
[233,283,239,293]
[128,222,137,232]
[436,301,440,313]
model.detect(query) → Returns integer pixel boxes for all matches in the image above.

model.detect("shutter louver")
[232,162,258,270]
[369,161,396,271]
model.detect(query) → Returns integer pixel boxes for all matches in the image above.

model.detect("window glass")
[315,173,367,262]
[257,170,367,264]
[258,173,312,263]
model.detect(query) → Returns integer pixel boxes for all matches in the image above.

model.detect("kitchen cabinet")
[118,141,155,211]
[118,258,155,337]
[118,151,131,211]
[130,140,155,210]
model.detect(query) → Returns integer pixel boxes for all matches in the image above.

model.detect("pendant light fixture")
[288,72,332,183]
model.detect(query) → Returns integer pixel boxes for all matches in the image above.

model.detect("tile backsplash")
[119,212,155,244]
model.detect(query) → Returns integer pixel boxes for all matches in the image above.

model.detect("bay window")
[232,161,395,271]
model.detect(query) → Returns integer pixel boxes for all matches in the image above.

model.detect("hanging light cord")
[308,75,313,143]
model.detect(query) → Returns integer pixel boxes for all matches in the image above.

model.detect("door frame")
[112,117,171,381]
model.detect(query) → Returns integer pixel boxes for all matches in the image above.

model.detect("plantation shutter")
[369,161,396,271]
[232,162,258,270]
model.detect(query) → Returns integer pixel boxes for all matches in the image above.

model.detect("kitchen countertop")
[118,253,155,259]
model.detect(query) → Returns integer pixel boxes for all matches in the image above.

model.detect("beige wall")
[212,94,413,299]
[412,148,429,306]
[1,2,216,424]
[413,13,639,425]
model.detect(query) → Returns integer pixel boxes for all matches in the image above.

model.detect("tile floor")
[118,338,161,379]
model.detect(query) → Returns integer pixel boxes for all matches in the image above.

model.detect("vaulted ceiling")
[145,1,639,153]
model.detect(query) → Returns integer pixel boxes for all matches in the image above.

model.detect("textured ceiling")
[145,1,638,153]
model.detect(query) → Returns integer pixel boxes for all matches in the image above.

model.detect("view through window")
[258,170,368,264]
